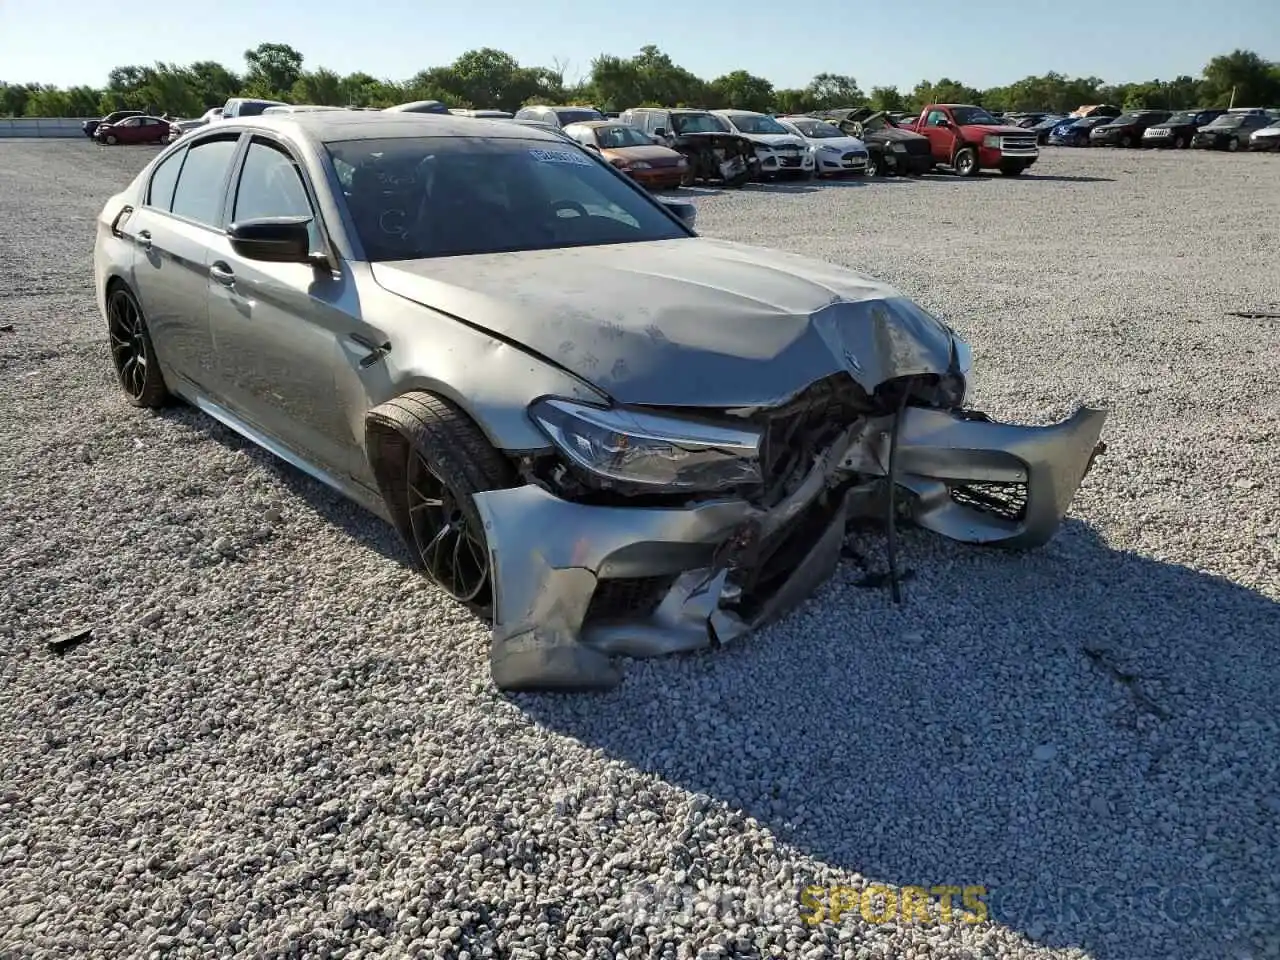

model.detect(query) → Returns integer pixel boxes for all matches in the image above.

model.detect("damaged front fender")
[473,403,1107,692]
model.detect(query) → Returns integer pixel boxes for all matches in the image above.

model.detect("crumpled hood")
[371,238,959,408]
[737,132,807,150]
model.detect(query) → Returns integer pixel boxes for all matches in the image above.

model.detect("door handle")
[348,333,391,368]
[209,262,235,286]
[136,229,152,250]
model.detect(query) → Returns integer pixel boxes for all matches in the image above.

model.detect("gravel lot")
[1,139,1278,960]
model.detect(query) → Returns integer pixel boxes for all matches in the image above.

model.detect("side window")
[170,137,240,227]
[147,148,185,211]
[232,140,319,250]
[926,110,948,127]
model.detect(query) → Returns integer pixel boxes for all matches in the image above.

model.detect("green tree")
[243,42,304,100]
[292,67,345,105]
[708,70,775,112]
[805,73,865,109]
[1200,48,1280,106]
[868,86,905,112]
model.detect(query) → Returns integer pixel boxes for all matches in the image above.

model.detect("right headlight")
[529,397,763,493]
[890,141,907,152]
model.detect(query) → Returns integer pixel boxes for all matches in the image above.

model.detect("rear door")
[204,134,359,479]
[125,132,242,392]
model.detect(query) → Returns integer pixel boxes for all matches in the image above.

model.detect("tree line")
[2,43,1277,120]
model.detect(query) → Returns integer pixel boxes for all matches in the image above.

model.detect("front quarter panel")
[342,267,607,475]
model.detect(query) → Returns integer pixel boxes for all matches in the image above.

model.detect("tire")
[106,285,170,408]
[1120,134,1133,148]
[953,146,979,177]
[365,392,516,619]
[865,153,882,177]
[1174,135,1186,149]
[1227,137,1239,152]
[105,134,118,145]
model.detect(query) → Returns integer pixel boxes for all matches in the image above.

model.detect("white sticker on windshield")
[529,148,593,166]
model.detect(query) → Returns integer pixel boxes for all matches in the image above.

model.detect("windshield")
[950,106,1000,125]
[592,124,654,149]
[1165,112,1199,125]
[726,113,789,135]
[555,108,604,125]
[788,119,842,139]
[327,136,687,261]
[670,113,728,134]
[1207,115,1245,128]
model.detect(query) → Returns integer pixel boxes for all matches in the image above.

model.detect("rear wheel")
[1120,134,1133,148]
[106,285,169,408]
[1227,136,1240,152]
[105,134,118,145]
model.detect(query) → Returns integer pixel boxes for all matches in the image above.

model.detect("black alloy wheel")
[107,286,168,407]
[406,451,491,605]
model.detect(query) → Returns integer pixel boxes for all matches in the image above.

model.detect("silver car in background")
[94,112,1107,692]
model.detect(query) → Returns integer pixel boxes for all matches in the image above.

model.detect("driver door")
[920,108,957,163]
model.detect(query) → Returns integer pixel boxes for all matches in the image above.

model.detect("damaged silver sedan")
[93,111,1107,692]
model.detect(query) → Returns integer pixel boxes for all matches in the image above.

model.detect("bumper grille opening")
[583,575,676,624]
[947,481,1028,523]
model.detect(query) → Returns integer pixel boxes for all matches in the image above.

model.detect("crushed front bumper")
[473,405,1107,692]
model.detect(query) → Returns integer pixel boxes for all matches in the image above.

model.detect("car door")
[204,133,359,480]
[920,108,956,162]
[125,132,242,392]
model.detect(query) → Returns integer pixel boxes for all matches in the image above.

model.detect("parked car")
[1140,109,1226,149]
[1089,110,1171,147]
[1068,104,1122,119]
[451,109,514,119]
[817,109,933,176]
[618,108,759,187]
[1249,119,1280,151]
[1192,111,1274,151]
[168,108,224,142]
[263,105,347,114]
[899,103,1040,176]
[94,111,1106,692]
[710,110,815,180]
[512,105,606,129]
[777,116,869,176]
[1028,114,1069,144]
[221,98,289,119]
[1048,115,1113,146]
[561,120,688,189]
[84,110,144,139]
[383,100,451,115]
[96,115,171,145]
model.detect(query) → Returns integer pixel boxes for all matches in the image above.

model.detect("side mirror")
[584,143,601,152]
[660,198,697,229]
[227,216,313,263]
[653,127,667,138]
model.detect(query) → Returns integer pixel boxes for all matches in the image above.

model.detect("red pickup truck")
[899,104,1040,177]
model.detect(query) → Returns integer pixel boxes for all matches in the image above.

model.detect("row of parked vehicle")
[998,104,1280,152]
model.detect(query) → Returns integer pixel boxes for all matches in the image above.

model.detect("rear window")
[554,108,604,125]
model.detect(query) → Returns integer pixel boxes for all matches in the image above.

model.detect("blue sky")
[1,0,1276,91]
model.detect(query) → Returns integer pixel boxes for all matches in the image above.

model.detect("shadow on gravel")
[154,405,411,566]
[519,519,1280,959]
[1014,174,1116,183]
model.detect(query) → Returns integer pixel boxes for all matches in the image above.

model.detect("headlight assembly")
[983,134,1000,148]
[891,142,907,152]
[529,397,763,492]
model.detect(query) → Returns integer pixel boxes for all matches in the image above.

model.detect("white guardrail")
[0,117,96,138]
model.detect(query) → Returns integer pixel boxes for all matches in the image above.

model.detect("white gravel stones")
[1,140,1278,960]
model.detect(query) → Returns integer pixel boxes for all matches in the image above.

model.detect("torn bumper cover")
[473,405,1107,692]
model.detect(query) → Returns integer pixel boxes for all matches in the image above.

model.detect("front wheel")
[953,146,979,177]
[367,392,516,618]
[1174,135,1187,149]
[106,285,170,408]
[865,154,882,177]
[1227,137,1239,152]
[1120,134,1133,148]
[105,134,118,145]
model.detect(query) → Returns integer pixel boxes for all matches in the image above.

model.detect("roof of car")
[227,110,567,145]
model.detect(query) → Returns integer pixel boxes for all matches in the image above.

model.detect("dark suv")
[1089,110,1171,147]
[1141,109,1227,149]
[1192,111,1274,151]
